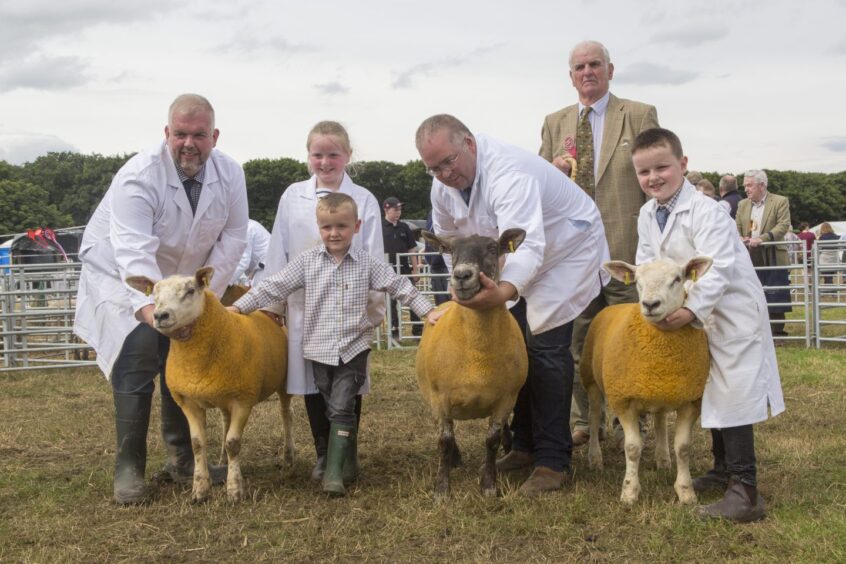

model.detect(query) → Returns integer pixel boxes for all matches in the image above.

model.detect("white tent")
[811,221,846,236]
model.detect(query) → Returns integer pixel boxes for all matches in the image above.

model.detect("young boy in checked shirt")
[230,192,436,496]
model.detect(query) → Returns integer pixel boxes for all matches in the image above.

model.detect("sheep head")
[125,266,215,341]
[422,229,526,301]
[604,257,712,324]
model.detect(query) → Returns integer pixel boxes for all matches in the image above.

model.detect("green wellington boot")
[323,423,354,496]
[342,425,360,485]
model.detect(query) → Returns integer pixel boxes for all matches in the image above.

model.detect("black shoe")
[693,469,730,493]
[695,477,766,523]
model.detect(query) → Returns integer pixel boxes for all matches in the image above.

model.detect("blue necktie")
[656,206,670,232]
[460,186,472,206]
[183,179,201,215]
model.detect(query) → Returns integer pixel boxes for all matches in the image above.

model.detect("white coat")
[74,142,249,378]
[637,182,785,428]
[256,174,385,395]
[230,219,271,285]
[431,133,609,334]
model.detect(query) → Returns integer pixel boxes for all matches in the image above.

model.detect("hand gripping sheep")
[416,229,529,498]
[580,257,712,505]
[126,267,293,503]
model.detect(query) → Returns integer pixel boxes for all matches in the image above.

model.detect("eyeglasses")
[425,142,466,177]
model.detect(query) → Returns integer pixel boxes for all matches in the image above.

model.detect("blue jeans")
[509,299,574,472]
[312,350,369,427]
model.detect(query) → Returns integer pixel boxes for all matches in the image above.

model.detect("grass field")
[1,346,845,562]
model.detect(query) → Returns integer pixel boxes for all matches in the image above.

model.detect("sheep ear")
[125,276,156,296]
[499,228,526,255]
[421,230,453,254]
[685,256,713,282]
[603,260,637,285]
[195,266,214,289]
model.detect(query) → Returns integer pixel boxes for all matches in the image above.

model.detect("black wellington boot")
[113,392,151,505]
[305,393,330,481]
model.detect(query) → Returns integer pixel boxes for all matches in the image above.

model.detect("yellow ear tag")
[202,275,209,287]
[508,241,515,253]
[145,284,152,296]
[624,272,631,286]
[691,270,697,282]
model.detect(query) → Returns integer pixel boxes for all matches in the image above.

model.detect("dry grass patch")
[1,348,845,562]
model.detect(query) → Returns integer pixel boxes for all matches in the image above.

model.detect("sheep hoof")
[676,485,697,505]
[191,491,210,505]
[481,486,497,498]
[620,488,640,505]
[656,457,672,470]
[227,488,244,503]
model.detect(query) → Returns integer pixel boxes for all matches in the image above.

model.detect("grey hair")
[169,93,215,129]
[415,114,473,151]
[743,169,768,187]
[569,40,611,69]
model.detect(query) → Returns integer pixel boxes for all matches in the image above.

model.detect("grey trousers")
[312,350,370,427]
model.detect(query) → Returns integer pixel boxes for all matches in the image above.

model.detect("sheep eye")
[186,288,195,296]
[673,276,681,284]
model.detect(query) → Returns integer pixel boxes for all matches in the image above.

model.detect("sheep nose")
[153,311,169,322]
[453,267,473,282]
[641,299,661,313]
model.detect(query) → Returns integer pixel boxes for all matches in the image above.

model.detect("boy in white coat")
[631,128,785,523]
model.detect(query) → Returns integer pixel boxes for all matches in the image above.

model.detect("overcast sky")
[1,0,844,174]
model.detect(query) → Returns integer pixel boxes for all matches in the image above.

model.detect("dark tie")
[460,186,472,206]
[183,178,202,215]
[575,106,595,197]
[656,206,670,232]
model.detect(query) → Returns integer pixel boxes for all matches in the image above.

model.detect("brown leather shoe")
[518,466,568,496]
[571,430,590,448]
[692,469,730,494]
[695,477,766,523]
[495,449,534,473]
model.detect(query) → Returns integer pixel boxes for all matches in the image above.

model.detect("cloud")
[650,27,729,46]
[830,37,846,55]
[614,62,698,85]
[214,31,313,56]
[0,1,172,60]
[314,81,349,95]
[0,132,78,165]
[391,43,506,89]
[821,137,846,152]
[0,55,90,92]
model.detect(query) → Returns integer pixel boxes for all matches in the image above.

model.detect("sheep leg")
[618,408,643,505]
[277,392,294,468]
[179,401,210,503]
[480,419,502,497]
[673,402,699,505]
[654,411,671,470]
[218,410,231,465]
[435,419,455,499]
[224,404,253,502]
[501,421,513,454]
[586,382,604,469]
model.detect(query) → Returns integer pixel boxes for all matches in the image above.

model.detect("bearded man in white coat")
[416,114,609,495]
[74,94,249,505]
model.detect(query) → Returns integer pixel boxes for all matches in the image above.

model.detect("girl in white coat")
[631,128,784,523]
[256,122,384,482]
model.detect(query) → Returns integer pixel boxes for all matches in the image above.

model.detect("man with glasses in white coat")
[416,114,609,495]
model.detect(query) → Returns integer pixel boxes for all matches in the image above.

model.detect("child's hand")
[225,305,242,314]
[656,307,695,331]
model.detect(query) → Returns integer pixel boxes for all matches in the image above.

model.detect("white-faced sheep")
[416,229,529,497]
[580,257,712,505]
[126,266,293,503]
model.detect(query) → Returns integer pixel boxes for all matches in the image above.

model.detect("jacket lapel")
[597,94,623,183]
[164,148,193,221]
[192,153,219,221]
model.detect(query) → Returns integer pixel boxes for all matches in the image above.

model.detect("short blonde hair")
[316,192,357,219]
[307,121,353,155]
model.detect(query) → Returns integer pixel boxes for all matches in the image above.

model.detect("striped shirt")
[233,245,433,365]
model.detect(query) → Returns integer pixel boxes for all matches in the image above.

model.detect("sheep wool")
[582,302,709,415]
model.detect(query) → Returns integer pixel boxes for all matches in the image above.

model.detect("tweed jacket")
[735,192,792,267]
[540,93,658,264]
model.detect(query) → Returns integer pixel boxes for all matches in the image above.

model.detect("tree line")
[1,152,844,236]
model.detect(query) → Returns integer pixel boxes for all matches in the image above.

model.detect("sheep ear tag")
[202,275,209,287]
[624,272,631,286]
[690,270,697,282]
[508,241,515,253]
[145,283,152,296]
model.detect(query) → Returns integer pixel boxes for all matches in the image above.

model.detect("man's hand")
[135,304,155,327]
[747,236,764,248]
[552,155,573,176]
[453,273,516,310]
[655,307,695,331]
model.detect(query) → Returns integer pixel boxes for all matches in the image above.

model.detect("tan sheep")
[416,229,529,497]
[126,266,293,503]
[580,257,712,505]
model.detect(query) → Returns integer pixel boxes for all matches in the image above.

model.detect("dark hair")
[632,127,684,159]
